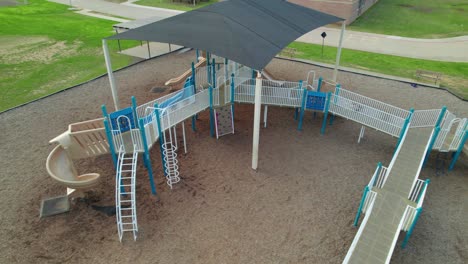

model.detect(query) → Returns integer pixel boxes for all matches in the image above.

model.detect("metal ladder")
[115,146,138,241]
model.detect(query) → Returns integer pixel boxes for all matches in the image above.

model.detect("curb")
[0,47,186,115]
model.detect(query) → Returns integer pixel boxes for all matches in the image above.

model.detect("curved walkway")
[49,0,468,62]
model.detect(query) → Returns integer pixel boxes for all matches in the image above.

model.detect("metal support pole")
[102,39,119,110]
[115,29,121,52]
[449,127,468,171]
[252,72,262,170]
[358,126,366,143]
[314,77,324,119]
[423,126,440,167]
[182,121,187,154]
[147,41,151,59]
[209,86,214,137]
[333,21,346,83]
[138,118,157,195]
[321,92,332,135]
[354,186,369,226]
[154,104,167,177]
[298,81,307,131]
[330,84,341,125]
[263,105,268,128]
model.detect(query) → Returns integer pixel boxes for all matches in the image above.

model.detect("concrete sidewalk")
[50,0,468,62]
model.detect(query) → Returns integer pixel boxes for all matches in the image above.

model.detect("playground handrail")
[368,163,389,189]
[385,206,411,263]
[342,190,378,264]
[336,88,410,119]
[329,94,405,137]
[449,118,468,151]
[407,128,435,199]
[160,89,210,131]
[410,109,442,128]
[387,118,411,173]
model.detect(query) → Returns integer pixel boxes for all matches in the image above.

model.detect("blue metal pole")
[231,73,235,121]
[402,207,422,248]
[196,49,199,62]
[314,77,323,119]
[354,186,369,226]
[329,84,340,125]
[212,58,216,88]
[131,96,138,127]
[394,108,414,155]
[209,86,214,137]
[435,106,447,128]
[370,162,382,187]
[416,179,430,204]
[294,108,299,120]
[449,126,468,171]
[298,81,307,131]
[101,105,117,168]
[138,118,157,195]
[321,92,332,135]
[251,69,256,79]
[317,77,323,92]
[423,126,441,167]
[154,104,167,177]
[191,62,196,90]
[103,118,117,168]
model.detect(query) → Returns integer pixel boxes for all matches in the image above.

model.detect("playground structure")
[46,55,467,256]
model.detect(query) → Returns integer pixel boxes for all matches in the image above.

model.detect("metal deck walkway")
[346,128,433,264]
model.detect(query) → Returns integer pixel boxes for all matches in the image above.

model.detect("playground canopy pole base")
[252,72,262,170]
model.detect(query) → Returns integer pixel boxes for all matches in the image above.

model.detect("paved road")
[51,0,468,62]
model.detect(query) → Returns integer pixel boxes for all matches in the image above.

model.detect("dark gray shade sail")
[107,0,343,70]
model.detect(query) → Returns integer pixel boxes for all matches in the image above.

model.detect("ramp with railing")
[344,126,434,263]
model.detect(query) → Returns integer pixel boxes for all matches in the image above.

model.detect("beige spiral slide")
[46,145,100,190]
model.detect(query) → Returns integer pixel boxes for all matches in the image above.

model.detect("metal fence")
[336,88,410,120]
[410,109,442,128]
[329,94,405,137]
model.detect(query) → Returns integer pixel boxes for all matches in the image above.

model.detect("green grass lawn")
[0,0,136,112]
[135,0,218,11]
[288,42,468,99]
[350,0,468,38]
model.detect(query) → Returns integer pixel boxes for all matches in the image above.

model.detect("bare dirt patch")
[0,36,81,64]
[0,52,467,263]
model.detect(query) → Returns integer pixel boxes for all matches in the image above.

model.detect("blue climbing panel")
[306,91,327,111]
[109,107,136,133]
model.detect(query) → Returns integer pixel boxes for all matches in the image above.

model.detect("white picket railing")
[449,118,467,151]
[369,164,389,189]
[329,94,405,137]
[136,90,184,120]
[195,65,210,91]
[111,128,144,153]
[160,89,210,131]
[410,109,442,128]
[336,88,410,120]
[361,190,378,214]
[408,179,425,202]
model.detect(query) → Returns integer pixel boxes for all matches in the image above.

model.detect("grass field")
[0,0,136,112]
[135,0,217,11]
[350,0,468,38]
[288,42,468,99]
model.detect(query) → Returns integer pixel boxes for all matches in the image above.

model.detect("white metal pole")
[263,105,268,128]
[252,72,262,170]
[173,126,178,150]
[182,121,187,154]
[333,21,346,83]
[102,39,119,110]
